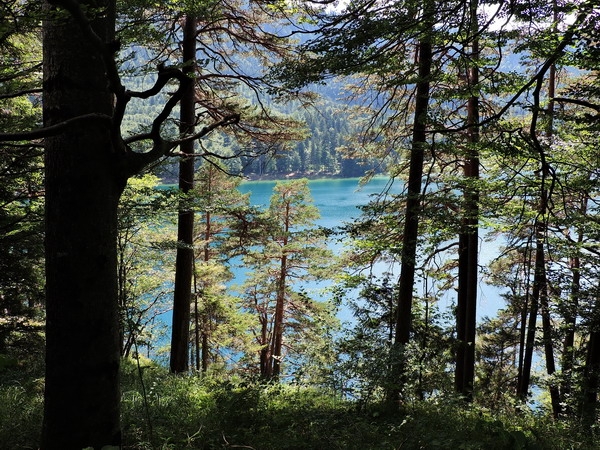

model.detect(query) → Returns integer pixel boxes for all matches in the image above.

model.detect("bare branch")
[553,97,600,114]
[0,88,43,101]
[0,113,111,142]
[168,113,240,149]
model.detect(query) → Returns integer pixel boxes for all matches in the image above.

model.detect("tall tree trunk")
[392,1,433,400]
[580,300,600,425]
[170,15,196,373]
[538,35,560,418]
[562,206,585,406]
[456,0,479,401]
[271,204,290,379]
[42,1,123,447]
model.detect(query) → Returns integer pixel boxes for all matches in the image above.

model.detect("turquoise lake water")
[238,177,397,229]
[236,177,504,321]
[155,176,504,359]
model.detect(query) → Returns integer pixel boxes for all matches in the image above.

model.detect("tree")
[192,162,253,373]
[455,0,480,401]
[129,0,308,372]
[24,0,313,442]
[41,2,125,445]
[392,0,434,395]
[117,174,175,358]
[270,0,600,408]
[34,0,289,444]
[170,14,197,374]
[239,179,335,380]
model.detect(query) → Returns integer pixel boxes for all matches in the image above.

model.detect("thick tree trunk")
[456,3,479,400]
[42,1,124,447]
[456,232,468,393]
[170,15,196,373]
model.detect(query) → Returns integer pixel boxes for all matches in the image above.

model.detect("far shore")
[160,171,386,185]
[242,171,346,182]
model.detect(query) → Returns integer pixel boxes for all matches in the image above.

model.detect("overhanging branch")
[0,113,112,141]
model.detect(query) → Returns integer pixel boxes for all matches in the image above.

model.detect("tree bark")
[392,1,433,400]
[42,1,123,447]
[522,32,561,418]
[456,7,480,400]
[580,302,600,425]
[170,15,196,373]
[394,44,431,347]
[271,202,290,379]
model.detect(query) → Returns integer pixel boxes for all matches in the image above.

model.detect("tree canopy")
[3,0,600,447]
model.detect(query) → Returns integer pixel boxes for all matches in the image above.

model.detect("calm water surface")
[238,177,397,229]
[237,177,504,320]
[157,177,503,358]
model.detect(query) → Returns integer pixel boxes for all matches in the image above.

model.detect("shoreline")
[242,171,346,181]
[160,171,388,186]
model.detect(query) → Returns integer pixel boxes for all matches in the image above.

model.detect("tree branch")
[0,88,43,101]
[122,94,240,177]
[435,1,596,134]
[0,113,112,141]
[553,97,600,114]
[168,113,240,149]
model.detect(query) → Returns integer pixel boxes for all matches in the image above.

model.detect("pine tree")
[239,179,336,379]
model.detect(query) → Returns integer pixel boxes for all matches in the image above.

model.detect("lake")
[155,176,504,360]
[236,177,504,322]
[238,176,397,229]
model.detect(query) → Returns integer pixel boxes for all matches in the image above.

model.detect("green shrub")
[0,384,43,449]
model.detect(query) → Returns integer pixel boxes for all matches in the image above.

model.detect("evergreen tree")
[192,162,254,373]
[0,0,306,444]
[0,8,44,363]
[239,179,336,380]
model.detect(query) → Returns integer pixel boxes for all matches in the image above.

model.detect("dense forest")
[2,0,600,448]
[121,78,380,181]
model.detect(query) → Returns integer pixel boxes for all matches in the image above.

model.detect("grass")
[0,358,597,449]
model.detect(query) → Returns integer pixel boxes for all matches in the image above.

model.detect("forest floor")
[1,357,597,449]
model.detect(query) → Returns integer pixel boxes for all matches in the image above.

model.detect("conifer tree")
[239,179,335,379]
[0,0,308,444]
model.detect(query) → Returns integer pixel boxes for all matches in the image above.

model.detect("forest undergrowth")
[0,357,597,450]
